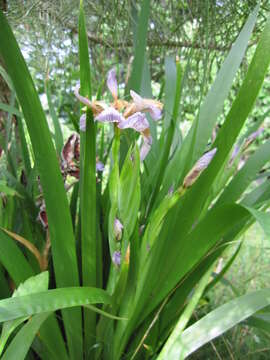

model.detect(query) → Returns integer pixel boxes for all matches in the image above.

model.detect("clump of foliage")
[0,1,270,359]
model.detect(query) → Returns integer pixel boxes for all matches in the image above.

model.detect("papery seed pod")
[61,133,79,167]
[61,133,80,180]
[183,148,217,188]
[74,135,80,161]
[68,167,80,179]
[114,218,123,241]
[38,203,48,229]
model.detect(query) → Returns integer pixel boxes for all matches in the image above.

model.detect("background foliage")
[2,0,270,124]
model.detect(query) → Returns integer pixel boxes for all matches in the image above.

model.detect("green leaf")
[0,181,21,197]
[157,264,214,360]
[0,10,81,359]
[0,237,68,360]
[1,312,51,360]
[0,102,22,117]
[247,312,270,333]
[205,241,242,294]
[38,315,70,360]
[78,0,97,354]
[0,63,14,91]
[16,108,32,176]
[118,146,140,240]
[163,56,177,131]
[0,267,10,299]
[113,204,249,358]
[140,191,181,267]
[137,204,249,323]
[245,207,270,241]
[0,229,33,285]
[126,0,151,93]
[160,7,270,288]
[0,272,49,356]
[45,80,63,155]
[243,180,270,207]
[147,58,182,215]
[217,139,270,206]
[162,4,259,197]
[177,289,270,358]
[0,287,111,323]
[12,272,48,297]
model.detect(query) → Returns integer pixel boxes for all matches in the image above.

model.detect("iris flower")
[74,68,163,160]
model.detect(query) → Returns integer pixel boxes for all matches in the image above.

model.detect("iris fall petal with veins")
[75,67,164,161]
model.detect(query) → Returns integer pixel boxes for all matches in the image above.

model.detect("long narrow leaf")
[0,287,111,322]
[2,313,51,360]
[157,264,215,360]
[45,80,64,155]
[179,289,270,358]
[0,10,81,358]
[79,0,97,353]
[126,0,151,93]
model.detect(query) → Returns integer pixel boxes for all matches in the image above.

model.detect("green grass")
[192,224,270,359]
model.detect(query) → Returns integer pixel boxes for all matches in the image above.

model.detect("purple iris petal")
[148,105,162,121]
[95,107,124,123]
[140,135,152,161]
[118,112,149,132]
[130,90,162,121]
[112,251,121,266]
[80,114,86,132]
[130,89,142,103]
[96,161,105,172]
[74,85,92,107]
[107,68,118,99]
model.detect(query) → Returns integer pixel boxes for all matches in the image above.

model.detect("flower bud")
[183,148,217,188]
[112,251,121,267]
[114,218,123,241]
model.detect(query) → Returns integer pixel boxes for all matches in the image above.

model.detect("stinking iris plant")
[1,3,270,359]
